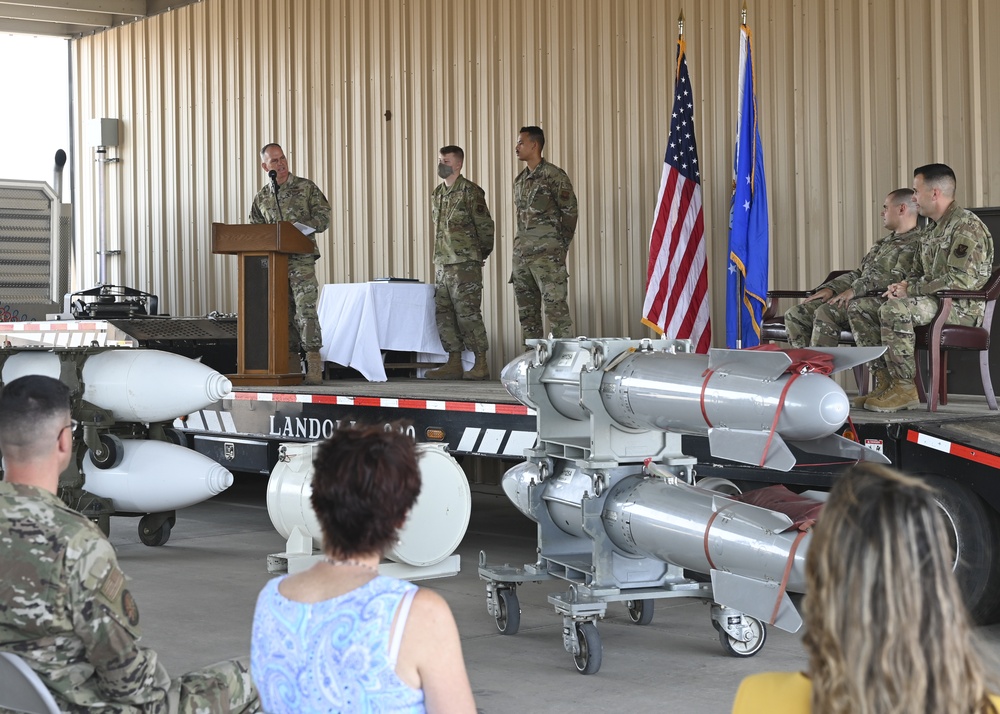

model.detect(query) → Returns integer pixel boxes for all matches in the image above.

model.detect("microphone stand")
[269,169,284,222]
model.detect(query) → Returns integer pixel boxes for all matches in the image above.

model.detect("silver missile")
[501,339,888,471]
[502,461,809,632]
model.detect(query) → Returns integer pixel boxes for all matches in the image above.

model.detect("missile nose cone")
[817,388,850,428]
[500,352,535,408]
[207,374,233,402]
[778,374,851,440]
[207,464,235,495]
[501,461,540,522]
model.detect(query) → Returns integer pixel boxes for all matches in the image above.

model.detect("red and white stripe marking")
[230,391,535,415]
[0,321,104,332]
[907,429,1000,470]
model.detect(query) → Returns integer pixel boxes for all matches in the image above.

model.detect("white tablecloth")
[317,282,471,381]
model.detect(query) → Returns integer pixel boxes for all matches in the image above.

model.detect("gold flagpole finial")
[741,1,747,25]
[677,11,684,38]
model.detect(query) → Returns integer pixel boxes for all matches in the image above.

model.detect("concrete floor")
[110,476,1000,713]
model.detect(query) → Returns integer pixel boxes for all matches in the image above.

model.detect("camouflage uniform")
[512,159,579,339]
[784,227,921,347]
[431,175,495,352]
[0,481,259,713]
[249,174,331,351]
[848,203,993,382]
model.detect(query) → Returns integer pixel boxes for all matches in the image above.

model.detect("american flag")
[642,37,711,352]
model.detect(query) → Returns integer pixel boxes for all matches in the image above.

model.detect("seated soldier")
[0,375,260,713]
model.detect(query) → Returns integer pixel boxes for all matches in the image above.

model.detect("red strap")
[769,522,814,625]
[759,372,801,467]
[702,507,725,570]
[700,368,715,428]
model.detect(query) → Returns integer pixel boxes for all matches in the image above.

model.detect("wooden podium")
[212,222,314,386]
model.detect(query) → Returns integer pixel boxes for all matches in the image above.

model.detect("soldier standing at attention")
[512,126,579,340]
[250,143,331,385]
[848,163,994,412]
[425,145,495,381]
[0,375,260,713]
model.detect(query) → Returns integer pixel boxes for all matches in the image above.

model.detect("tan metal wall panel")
[71,0,1000,371]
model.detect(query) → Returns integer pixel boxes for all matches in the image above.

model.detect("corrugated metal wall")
[71,0,1000,371]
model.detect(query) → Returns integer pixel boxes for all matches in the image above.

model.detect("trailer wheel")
[625,599,654,625]
[573,622,602,675]
[89,434,124,470]
[923,475,1000,623]
[138,513,174,547]
[495,588,520,635]
[718,616,766,657]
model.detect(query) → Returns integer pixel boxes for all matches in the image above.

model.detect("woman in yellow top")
[733,463,1000,714]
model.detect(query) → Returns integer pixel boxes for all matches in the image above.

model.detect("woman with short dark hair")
[251,425,476,713]
[733,463,1000,713]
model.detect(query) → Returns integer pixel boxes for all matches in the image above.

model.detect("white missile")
[0,348,231,423]
[82,439,234,512]
[81,349,231,422]
[1,350,61,382]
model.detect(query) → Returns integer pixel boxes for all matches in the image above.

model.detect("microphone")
[268,170,284,222]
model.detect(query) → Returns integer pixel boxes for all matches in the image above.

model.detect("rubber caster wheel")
[88,434,124,470]
[573,622,602,675]
[138,514,173,547]
[495,589,520,635]
[718,616,766,657]
[626,599,654,625]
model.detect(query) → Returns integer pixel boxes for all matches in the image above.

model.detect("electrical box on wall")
[88,118,119,147]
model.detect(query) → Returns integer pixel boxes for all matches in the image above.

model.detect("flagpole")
[736,0,747,350]
[678,11,683,38]
[737,1,747,348]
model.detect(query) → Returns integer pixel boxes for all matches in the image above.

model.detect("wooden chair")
[914,266,1000,412]
[761,270,869,393]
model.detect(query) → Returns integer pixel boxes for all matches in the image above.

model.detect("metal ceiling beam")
[0,4,113,27]
[0,1,146,14]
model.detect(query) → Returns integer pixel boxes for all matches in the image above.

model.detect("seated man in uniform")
[0,375,260,713]
[848,164,994,412]
[783,188,921,406]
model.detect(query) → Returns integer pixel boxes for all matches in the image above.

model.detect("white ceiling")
[0,1,198,38]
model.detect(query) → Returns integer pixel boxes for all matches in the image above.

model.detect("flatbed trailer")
[175,380,1000,621]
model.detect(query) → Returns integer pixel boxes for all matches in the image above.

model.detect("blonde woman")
[733,463,1000,713]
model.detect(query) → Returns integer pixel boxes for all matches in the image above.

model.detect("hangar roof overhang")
[0,0,197,39]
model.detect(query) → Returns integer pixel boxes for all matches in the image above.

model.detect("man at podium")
[250,143,331,385]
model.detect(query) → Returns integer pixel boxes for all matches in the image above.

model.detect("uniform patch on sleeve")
[121,590,140,626]
[954,243,969,258]
[100,567,126,601]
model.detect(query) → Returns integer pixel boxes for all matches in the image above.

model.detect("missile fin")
[706,492,795,533]
[711,569,803,633]
[793,346,887,375]
[708,428,797,472]
[706,348,791,381]
[787,433,891,464]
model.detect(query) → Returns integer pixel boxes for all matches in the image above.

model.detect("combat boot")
[426,352,463,380]
[463,352,490,381]
[864,379,920,413]
[851,366,889,408]
[304,351,325,385]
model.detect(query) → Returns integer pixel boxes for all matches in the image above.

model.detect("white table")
[317,282,471,382]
